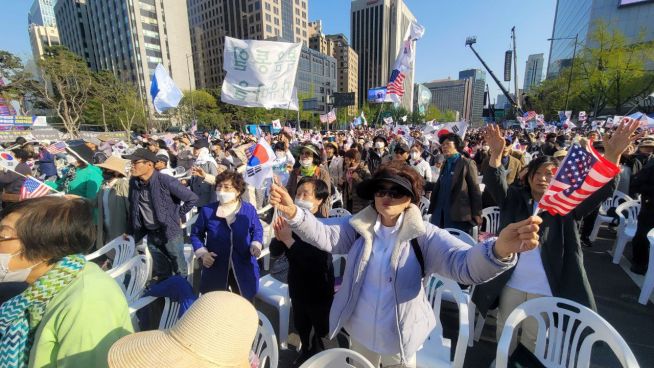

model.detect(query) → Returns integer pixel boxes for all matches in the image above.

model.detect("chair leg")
[468,302,476,347]
[263,253,270,271]
[473,313,486,342]
[278,302,290,350]
[589,217,603,242]
[612,235,628,265]
[639,243,654,305]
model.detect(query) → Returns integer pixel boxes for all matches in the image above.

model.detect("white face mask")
[275,152,286,161]
[300,158,313,168]
[0,252,38,283]
[295,198,314,211]
[216,191,237,204]
[374,141,385,149]
[410,152,421,161]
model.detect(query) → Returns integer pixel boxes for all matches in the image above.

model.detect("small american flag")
[20,177,51,200]
[386,69,406,97]
[538,142,620,216]
[326,109,336,123]
[46,142,67,154]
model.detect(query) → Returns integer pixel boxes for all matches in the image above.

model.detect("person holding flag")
[472,119,640,355]
[0,149,33,205]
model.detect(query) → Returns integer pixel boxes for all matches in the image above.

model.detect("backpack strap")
[411,237,425,278]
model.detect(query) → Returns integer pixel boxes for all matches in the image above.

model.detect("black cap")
[122,148,158,163]
[67,144,94,164]
[193,139,210,149]
[155,154,169,163]
[356,173,415,201]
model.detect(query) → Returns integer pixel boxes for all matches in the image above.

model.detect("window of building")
[265,13,271,21]
[265,3,270,10]
[266,24,272,33]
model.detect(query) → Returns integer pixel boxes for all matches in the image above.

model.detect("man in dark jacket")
[425,133,482,235]
[366,135,389,174]
[37,143,58,180]
[123,148,199,279]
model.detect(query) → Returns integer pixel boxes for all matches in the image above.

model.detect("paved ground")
[255,225,654,368]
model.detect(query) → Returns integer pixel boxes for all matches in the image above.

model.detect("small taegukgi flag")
[20,177,52,200]
[538,142,620,216]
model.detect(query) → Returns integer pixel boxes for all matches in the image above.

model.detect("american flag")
[19,177,51,200]
[538,142,620,216]
[46,141,67,154]
[386,69,406,97]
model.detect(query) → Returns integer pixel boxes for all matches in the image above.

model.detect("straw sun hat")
[108,291,258,368]
[96,156,130,177]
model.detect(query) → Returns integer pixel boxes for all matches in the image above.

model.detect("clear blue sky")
[2,0,555,104]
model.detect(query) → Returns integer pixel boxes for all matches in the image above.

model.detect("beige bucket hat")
[108,291,258,368]
[96,156,130,177]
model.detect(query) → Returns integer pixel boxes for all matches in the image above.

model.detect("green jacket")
[51,165,104,200]
[29,262,133,368]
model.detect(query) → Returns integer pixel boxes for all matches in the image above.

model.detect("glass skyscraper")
[29,0,58,27]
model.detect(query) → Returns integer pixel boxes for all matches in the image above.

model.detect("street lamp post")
[547,34,578,112]
[185,53,196,125]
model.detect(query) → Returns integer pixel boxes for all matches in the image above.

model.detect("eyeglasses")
[131,160,148,166]
[300,151,313,156]
[374,188,408,199]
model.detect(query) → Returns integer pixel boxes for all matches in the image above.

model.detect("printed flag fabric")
[327,109,336,123]
[383,116,394,125]
[150,64,183,114]
[385,21,425,103]
[244,137,276,188]
[538,142,620,216]
[46,142,67,154]
[579,111,587,122]
[221,37,301,110]
[433,121,469,138]
[272,119,281,129]
[20,177,51,200]
[319,113,328,124]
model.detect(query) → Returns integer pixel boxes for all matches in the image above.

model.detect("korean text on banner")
[222,37,301,110]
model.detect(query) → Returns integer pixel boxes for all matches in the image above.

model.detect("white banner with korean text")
[221,37,301,110]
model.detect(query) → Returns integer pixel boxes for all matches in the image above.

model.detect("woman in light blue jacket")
[270,161,542,367]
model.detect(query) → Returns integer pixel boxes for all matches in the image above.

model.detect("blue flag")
[150,64,183,114]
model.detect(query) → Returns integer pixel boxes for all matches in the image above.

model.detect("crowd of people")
[0,117,650,367]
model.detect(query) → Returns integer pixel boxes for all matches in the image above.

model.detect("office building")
[547,0,654,78]
[55,0,194,106]
[54,0,95,69]
[28,24,60,61]
[351,0,416,109]
[423,78,473,122]
[188,0,309,89]
[308,20,332,55]
[458,69,485,124]
[29,0,57,27]
[325,34,359,116]
[296,46,337,113]
[523,53,544,91]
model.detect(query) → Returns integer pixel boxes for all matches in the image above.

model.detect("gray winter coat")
[287,203,515,362]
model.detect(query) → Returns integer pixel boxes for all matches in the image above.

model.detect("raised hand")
[270,177,297,219]
[484,124,506,168]
[602,118,642,164]
[494,216,543,258]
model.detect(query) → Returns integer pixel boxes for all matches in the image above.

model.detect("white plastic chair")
[255,274,291,349]
[85,235,136,271]
[419,196,431,216]
[329,208,351,218]
[444,228,476,247]
[128,296,182,332]
[173,166,186,178]
[479,183,486,193]
[418,274,470,368]
[589,191,632,242]
[299,348,375,368]
[611,199,641,264]
[253,311,279,368]
[107,254,150,304]
[495,297,640,368]
[481,206,501,235]
[638,228,654,305]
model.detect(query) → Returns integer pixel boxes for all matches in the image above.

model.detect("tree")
[38,46,94,137]
[0,51,40,114]
[528,21,654,116]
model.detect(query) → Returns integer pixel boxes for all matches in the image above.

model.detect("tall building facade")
[29,24,61,61]
[326,34,359,116]
[424,79,473,122]
[458,69,485,124]
[296,46,337,113]
[55,0,194,105]
[188,0,309,90]
[29,0,58,27]
[351,0,416,109]
[523,53,544,91]
[547,0,654,78]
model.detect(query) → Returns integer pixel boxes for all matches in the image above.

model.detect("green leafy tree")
[38,46,94,137]
[0,51,40,114]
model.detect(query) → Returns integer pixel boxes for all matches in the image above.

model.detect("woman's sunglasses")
[374,187,408,199]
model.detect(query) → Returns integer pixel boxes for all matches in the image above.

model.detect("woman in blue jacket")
[190,171,263,300]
